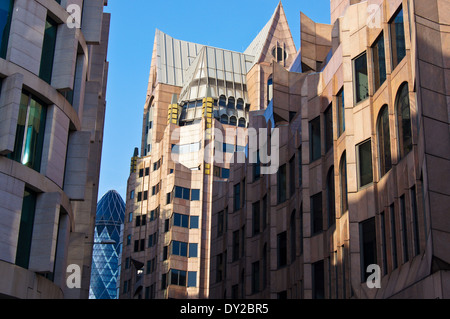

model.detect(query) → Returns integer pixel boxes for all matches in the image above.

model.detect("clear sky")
[98,0,331,202]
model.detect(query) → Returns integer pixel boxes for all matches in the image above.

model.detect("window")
[251,261,260,294]
[326,167,336,227]
[9,92,47,172]
[253,151,261,181]
[216,254,224,282]
[189,243,198,258]
[380,212,388,275]
[390,204,398,270]
[337,89,345,137]
[372,33,387,92]
[340,152,348,213]
[357,139,373,188]
[277,231,287,268]
[262,195,268,231]
[298,146,302,186]
[312,260,325,299]
[230,116,237,126]
[289,156,296,197]
[39,16,58,84]
[234,183,241,212]
[0,0,13,59]
[128,212,133,223]
[219,95,227,108]
[188,272,197,287]
[220,114,229,125]
[171,241,188,257]
[252,201,260,236]
[360,218,377,282]
[130,190,135,200]
[353,52,369,104]
[15,188,37,269]
[311,193,323,235]
[290,210,296,262]
[390,7,406,70]
[277,164,287,203]
[190,216,199,229]
[236,98,244,110]
[377,105,392,177]
[411,186,420,256]
[227,97,235,109]
[309,117,321,162]
[232,230,239,261]
[191,189,200,201]
[267,75,273,104]
[400,195,409,263]
[396,83,412,159]
[324,104,333,153]
[169,269,187,287]
[272,46,287,63]
[173,213,189,228]
[238,118,246,128]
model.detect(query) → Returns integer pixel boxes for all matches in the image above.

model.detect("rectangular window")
[309,117,321,162]
[411,186,420,256]
[222,168,230,179]
[380,212,388,275]
[189,243,198,258]
[357,139,373,188]
[190,216,199,229]
[251,261,260,294]
[312,260,325,299]
[390,7,406,70]
[217,210,224,237]
[9,93,47,172]
[360,217,377,282]
[234,183,241,211]
[390,204,398,270]
[39,16,58,84]
[337,89,345,137]
[277,164,287,203]
[169,269,187,287]
[182,187,190,200]
[400,195,409,263]
[324,104,333,153]
[253,151,261,181]
[372,33,387,92]
[311,192,323,235]
[191,189,200,201]
[15,188,37,269]
[252,201,260,236]
[277,231,287,268]
[173,213,189,228]
[0,0,13,59]
[172,241,188,257]
[289,156,296,197]
[353,52,369,104]
[232,230,239,261]
[188,271,197,287]
[139,168,144,178]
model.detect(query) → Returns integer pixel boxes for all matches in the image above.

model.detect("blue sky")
[98,0,331,201]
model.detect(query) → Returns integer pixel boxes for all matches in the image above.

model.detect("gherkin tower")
[89,191,125,299]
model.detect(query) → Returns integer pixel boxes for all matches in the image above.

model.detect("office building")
[0,0,110,299]
[120,0,449,299]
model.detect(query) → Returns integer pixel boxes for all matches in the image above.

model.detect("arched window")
[377,105,392,177]
[326,166,335,227]
[220,114,229,125]
[340,152,348,213]
[267,75,273,105]
[219,95,227,108]
[236,98,244,110]
[238,118,246,128]
[229,116,237,126]
[396,83,412,159]
[227,97,235,109]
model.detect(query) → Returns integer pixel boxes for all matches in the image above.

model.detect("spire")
[244,1,297,69]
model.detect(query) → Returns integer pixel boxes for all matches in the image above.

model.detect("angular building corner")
[0,0,110,299]
[120,0,450,299]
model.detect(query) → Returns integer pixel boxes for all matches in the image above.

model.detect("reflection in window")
[396,83,412,159]
[372,33,387,92]
[353,52,369,104]
[377,105,392,177]
[9,92,47,172]
[390,8,406,70]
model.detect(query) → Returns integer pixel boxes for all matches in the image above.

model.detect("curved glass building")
[89,190,125,299]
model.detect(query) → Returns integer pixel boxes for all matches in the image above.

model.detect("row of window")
[353,7,406,104]
[164,213,199,232]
